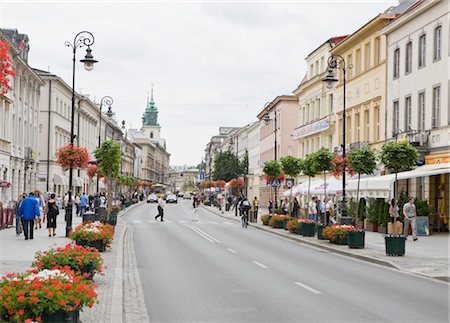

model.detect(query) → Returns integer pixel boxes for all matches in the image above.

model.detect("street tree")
[312,147,335,202]
[280,156,303,215]
[348,146,377,204]
[94,140,123,218]
[263,160,282,207]
[303,152,319,202]
[212,149,239,182]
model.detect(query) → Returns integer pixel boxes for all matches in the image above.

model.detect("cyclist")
[240,197,251,228]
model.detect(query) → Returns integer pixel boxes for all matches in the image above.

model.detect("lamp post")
[64,31,98,237]
[97,96,113,194]
[263,102,279,209]
[322,55,351,223]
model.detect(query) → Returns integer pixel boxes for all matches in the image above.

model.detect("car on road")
[166,194,178,203]
[183,192,191,199]
[147,193,158,203]
[177,192,184,198]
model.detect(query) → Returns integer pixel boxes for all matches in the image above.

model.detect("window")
[317,98,321,119]
[434,26,442,61]
[393,48,400,78]
[310,64,314,78]
[320,57,325,72]
[365,43,371,70]
[418,34,426,68]
[393,100,399,133]
[432,86,441,128]
[355,113,360,142]
[405,96,412,130]
[405,42,412,74]
[364,110,370,142]
[374,106,380,141]
[347,54,353,78]
[418,92,425,130]
[302,106,306,124]
[375,37,381,65]
[328,94,334,114]
[356,48,361,74]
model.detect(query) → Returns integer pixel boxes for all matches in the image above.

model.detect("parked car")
[177,192,184,198]
[147,194,158,203]
[166,194,178,203]
[183,192,191,199]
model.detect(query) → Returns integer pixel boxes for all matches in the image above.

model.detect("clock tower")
[141,87,161,140]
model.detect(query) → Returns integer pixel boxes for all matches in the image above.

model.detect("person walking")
[308,196,318,222]
[292,197,300,218]
[155,195,165,222]
[317,198,325,224]
[74,194,81,216]
[18,192,40,240]
[34,190,45,229]
[324,197,334,225]
[282,198,290,215]
[45,193,59,237]
[14,194,26,236]
[403,197,418,241]
[252,196,259,222]
[79,192,88,216]
[389,199,400,235]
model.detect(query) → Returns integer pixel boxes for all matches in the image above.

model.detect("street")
[125,201,449,322]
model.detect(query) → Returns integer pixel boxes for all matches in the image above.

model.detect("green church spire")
[142,85,159,126]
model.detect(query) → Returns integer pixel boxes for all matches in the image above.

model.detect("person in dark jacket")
[18,192,40,240]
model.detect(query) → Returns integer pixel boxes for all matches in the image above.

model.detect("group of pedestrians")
[389,197,418,241]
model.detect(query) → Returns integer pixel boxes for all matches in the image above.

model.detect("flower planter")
[366,222,378,232]
[76,239,106,252]
[330,236,348,245]
[385,235,406,256]
[41,310,80,322]
[317,223,327,240]
[262,215,272,226]
[301,222,316,237]
[283,217,295,230]
[81,264,96,280]
[347,230,365,249]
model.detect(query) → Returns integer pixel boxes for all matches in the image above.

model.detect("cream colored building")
[330,13,397,153]
[246,121,261,201]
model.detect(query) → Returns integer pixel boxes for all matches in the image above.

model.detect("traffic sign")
[285,178,294,188]
[271,179,281,188]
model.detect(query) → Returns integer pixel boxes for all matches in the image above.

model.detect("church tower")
[141,86,161,140]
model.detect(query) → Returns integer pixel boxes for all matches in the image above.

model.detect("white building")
[382,0,449,217]
[246,121,261,200]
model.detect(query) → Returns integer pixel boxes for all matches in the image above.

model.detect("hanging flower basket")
[0,40,16,95]
[56,144,89,170]
[332,155,356,178]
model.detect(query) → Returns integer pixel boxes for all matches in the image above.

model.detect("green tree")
[94,140,123,217]
[312,148,335,198]
[263,160,282,206]
[380,140,417,236]
[303,153,319,202]
[212,149,239,182]
[348,146,377,204]
[280,156,303,215]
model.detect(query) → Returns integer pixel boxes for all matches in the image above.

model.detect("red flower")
[30,297,39,304]
[17,295,25,303]
[55,144,89,170]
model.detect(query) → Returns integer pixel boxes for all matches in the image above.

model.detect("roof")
[305,35,348,59]
[256,95,297,119]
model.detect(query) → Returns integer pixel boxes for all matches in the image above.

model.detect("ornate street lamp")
[97,96,113,193]
[263,101,279,210]
[322,55,352,223]
[64,31,98,236]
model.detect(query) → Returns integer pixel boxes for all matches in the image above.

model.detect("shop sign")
[292,117,329,140]
[0,180,10,188]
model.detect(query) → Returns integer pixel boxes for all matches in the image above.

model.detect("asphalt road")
[125,200,449,323]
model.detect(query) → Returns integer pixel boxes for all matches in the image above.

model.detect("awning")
[283,181,309,196]
[73,177,83,187]
[99,180,105,189]
[348,163,450,199]
[53,174,68,186]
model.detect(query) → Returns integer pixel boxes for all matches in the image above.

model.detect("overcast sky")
[1,0,396,166]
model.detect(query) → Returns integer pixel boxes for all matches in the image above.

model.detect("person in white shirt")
[308,196,318,222]
[155,195,165,222]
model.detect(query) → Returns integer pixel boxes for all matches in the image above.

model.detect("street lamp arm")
[327,54,347,71]
[64,31,95,51]
[100,96,114,108]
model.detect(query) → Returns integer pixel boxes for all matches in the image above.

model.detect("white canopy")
[304,177,342,196]
[348,163,450,199]
[53,174,68,186]
[283,181,309,197]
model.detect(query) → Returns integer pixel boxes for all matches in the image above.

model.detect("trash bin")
[82,211,95,223]
[96,207,106,221]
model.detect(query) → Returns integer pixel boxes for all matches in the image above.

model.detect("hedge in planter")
[322,224,356,245]
[269,215,286,229]
[32,243,103,280]
[0,268,97,323]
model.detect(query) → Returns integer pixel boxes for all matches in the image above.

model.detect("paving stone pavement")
[123,225,151,323]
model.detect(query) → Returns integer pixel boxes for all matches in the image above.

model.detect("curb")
[201,205,449,282]
[109,201,144,323]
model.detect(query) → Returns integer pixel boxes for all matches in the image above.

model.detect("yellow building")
[330,13,396,152]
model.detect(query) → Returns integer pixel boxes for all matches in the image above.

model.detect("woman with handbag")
[45,193,59,237]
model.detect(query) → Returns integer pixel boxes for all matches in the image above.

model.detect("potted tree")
[380,141,418,256]
[280,156,303,226]
[263,160,282,212]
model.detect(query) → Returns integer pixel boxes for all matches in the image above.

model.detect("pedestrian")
[79,192,88,216]
[14,194,26,236]
[268,199,273,214]
[292,197,299,218]
[252,196,259,222]
[403,197,418,241]
[56,194,62,210]
[282,198,289,215]
[34,190,45,229]
[324,197,334,225]
[74,194,81,216]
[18,192,40,240]
[389,198,401,235]
[45,193,59,237]
[317,198,325,223]
[192,195,199,222]
[308,196,318,222]
[155,195,165,222]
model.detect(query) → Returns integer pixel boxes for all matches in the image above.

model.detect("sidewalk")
[203,205,450,282]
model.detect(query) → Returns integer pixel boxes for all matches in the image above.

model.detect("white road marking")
[186,225,215,243]
[178,220,187,223]
[208,221,220,224]
[252,261,268,269]
[191,226,221,243]
[132,220,142,223]
[224,222,234,225]
[227,248,237,254]
[295,282,322,294]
